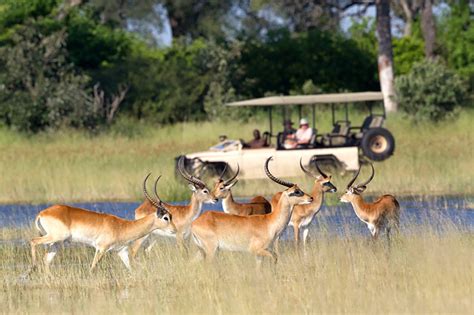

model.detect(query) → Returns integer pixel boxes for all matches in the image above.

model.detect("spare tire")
[361,128,395,161]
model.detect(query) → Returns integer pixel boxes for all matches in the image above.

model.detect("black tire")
[361,128,395,161]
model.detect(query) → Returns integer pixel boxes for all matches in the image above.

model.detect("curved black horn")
[314,158,328,178]
[153,175,163,204]
[224,164,240,185]
[218,163,228,182]
[299,157,316,178]
[346,166,361,189]
[177,156,206,188]
[143,173,160,208]
[264,157,294,188]
[358,162,375,187]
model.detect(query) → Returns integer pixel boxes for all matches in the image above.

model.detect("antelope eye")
[163,215,169,222]
[290,189,303,196]
[203,189,208,194]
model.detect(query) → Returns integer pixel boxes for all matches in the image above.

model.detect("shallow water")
[1,196,472,241]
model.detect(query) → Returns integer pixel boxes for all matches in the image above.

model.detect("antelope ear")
[224,180,238,190]
[355,186,367,193]
[188,184,197,192]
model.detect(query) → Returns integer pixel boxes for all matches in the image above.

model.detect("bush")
[393,36,425,76]
[395,59,468,122]
[0,21,97,132]
[438,1,474,92]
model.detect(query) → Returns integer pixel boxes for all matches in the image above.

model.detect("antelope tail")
[34,215,46,236]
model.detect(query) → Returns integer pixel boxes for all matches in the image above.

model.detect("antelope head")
[340,163,375,203]
[265,157,313,205]
[300,158,337,193]
[143,173,177,234]
[177,156,218,204]
[212,164,240,199]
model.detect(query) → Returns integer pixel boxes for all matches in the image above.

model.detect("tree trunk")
[376,0,397,112]
[421,0,436,59]
[168,15,186,39]
[400,0,414,37]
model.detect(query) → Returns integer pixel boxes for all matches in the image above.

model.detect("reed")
[0,221,471,314]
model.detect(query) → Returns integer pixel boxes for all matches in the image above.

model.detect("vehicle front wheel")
[361,128,395,161]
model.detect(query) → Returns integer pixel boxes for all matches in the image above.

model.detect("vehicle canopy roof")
[225,92,383,107]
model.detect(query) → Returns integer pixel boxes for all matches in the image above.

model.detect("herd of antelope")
[30,156,400,273]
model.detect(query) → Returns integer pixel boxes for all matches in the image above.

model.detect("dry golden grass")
[0,109,472,204]
[0,223,472,314]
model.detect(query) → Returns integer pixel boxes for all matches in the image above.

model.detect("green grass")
[0,109,473,204]
[0,223,472,314]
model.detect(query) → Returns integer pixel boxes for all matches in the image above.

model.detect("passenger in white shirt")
[283,118,313,149]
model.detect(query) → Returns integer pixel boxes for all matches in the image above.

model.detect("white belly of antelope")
[152,229,176,238]
[218,240,248,252]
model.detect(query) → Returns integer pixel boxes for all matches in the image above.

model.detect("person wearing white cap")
[283,118,313,149]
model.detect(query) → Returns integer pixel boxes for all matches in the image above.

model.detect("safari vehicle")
[177,92,395,179]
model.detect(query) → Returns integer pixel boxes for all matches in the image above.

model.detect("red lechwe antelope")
[191,157,313,266]
[340,163,400,241]
[131,156,217,256]
[212,164,271,215]
[30,174,176,273]
[273,158,337,249]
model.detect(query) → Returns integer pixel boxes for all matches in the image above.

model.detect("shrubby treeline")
[0,0,472,132]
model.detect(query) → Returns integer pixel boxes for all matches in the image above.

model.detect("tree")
[0,22,96,132]
[236,29,378,97]
[162,0,235,40]
[268,0,341,32]
[392,0,422,37]
[438,0,474,91]
[420,0,436,59]
[376,0,397,112]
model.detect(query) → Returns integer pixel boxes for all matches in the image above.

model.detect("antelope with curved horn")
[340,163,400,241]
[30,174,176,273]
[191,157,313,267]
[212,164,271,215]
[273,158,337,249]
[131,156,217,256]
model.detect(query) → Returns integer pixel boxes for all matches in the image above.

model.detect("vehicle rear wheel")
[361,128,395,161]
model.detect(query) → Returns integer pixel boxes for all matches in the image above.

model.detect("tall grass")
[0,109,473,203]
[0,223,472,314]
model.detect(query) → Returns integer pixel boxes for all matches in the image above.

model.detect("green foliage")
[236,29,379,97]
[123,39,215,123]
[66,11,133,70]
[438,1,474,91]
[203,41,255,121]
[0,0,59,44]
[0,21,96,132]
[347,17,377,57]
[393,36,425,75]
[395,59,468,122]
[162,0,234,39]
[0,0,58,30]
[0,0,472,133]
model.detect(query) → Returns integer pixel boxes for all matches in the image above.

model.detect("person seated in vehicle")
[243,129,269,148]
[282,119,295,138]
[283,118,313,149]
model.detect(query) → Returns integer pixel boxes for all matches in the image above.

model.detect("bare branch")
[106,84,129,123]
[93,83,129,124]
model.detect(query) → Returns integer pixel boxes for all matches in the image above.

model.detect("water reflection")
[1,196,472,240]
